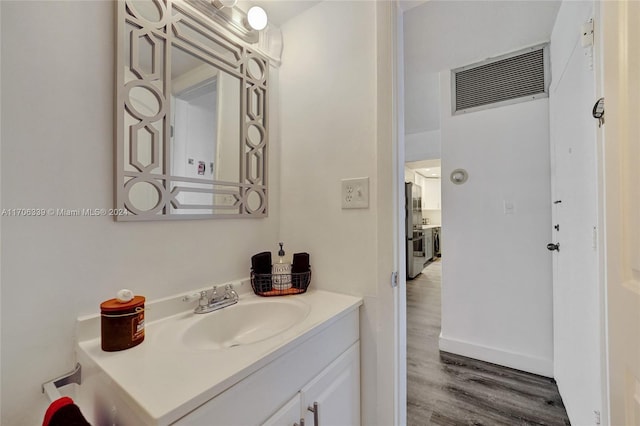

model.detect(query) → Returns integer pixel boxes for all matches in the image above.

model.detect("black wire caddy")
[250,270,312,297]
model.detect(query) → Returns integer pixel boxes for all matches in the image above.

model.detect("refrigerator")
[406,182,426,279]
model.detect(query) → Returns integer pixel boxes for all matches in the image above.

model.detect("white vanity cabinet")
[263,344,360,426]
[300,343,360,426]
[77,290,362,426]
[263,394,303,426]
[171,309,360,426]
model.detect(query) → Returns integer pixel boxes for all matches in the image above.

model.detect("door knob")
[547,243,560,252]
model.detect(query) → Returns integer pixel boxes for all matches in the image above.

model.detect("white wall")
[439,72,554,376]
[401,0,561,167]
[404,70,440,134]
[0,2,281,424]
[405,129,441,162]
[278,2,396,424]
[404,167,415,183]
[423,210,441,227]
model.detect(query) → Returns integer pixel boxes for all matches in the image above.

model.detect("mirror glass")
[116,0,268,220]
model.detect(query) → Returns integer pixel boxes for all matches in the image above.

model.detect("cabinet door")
[301,343,360,426]
[414,174,425,206]
[262,393,304,426]
[423,178,441,210]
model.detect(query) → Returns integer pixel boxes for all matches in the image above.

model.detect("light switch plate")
[342,177,369,209]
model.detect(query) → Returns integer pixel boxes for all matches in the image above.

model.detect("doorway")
[404,159,442,281]
[399,1,577,424]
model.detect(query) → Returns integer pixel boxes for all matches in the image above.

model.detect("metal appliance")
[406,182,426,279]
[433,227,441,257]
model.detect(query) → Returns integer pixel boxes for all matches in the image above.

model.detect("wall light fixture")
[247,6,268,31]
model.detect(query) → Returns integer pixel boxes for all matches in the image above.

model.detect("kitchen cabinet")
[413,172,423,190]
[422,178,441,210]
[413,174,423,201]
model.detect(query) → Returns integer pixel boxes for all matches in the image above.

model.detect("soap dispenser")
[272,242,292,290]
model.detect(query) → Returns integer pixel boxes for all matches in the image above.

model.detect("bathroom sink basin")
[181,298,310,350]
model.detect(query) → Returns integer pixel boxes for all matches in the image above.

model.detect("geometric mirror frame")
[115,0,268,221]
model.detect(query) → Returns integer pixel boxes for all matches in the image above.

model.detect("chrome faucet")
[184,284,239,314]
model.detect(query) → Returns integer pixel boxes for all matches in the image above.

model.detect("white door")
[548,5,602,424]
[601,1,640,424]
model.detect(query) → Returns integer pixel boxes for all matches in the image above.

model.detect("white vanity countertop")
[77,289,362,425]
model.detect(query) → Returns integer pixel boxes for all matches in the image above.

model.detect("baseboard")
[439,334,554,378]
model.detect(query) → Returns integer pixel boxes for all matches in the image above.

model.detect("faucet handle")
[225,283,239,300]
[199,291,209,307]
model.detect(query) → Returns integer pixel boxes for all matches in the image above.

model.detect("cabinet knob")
[307,402,319,426]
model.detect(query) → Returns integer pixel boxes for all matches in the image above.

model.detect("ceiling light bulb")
[219,0,238,7]
[247,6,268,30]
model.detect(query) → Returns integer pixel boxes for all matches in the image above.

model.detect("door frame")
[375,1,406,425]
[393,1,407,425]
[599,0,640,424]
[594,3,610,423]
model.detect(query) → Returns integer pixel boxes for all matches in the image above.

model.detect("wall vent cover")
[452,44,549,114]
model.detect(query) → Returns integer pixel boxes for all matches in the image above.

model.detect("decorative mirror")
[116,0,268,221]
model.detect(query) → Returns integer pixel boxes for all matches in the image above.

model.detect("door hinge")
[581,18,594,47]
[391,271,398,288]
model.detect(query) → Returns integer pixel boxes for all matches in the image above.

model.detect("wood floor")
[406,259,571,425]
